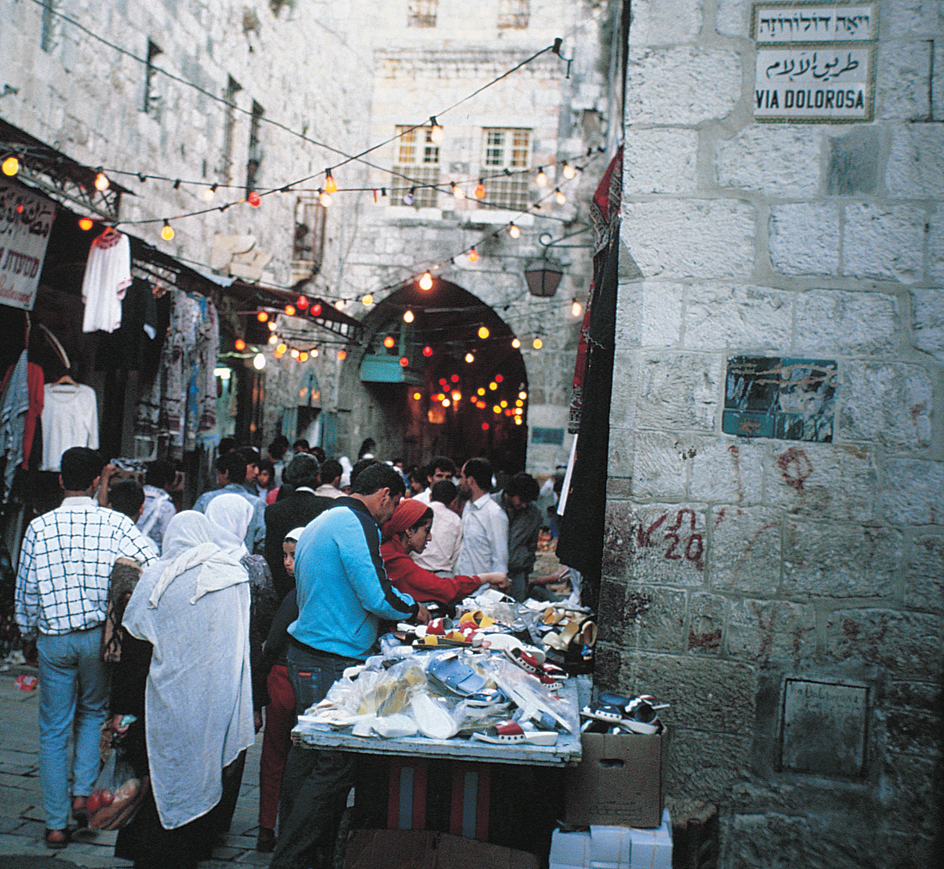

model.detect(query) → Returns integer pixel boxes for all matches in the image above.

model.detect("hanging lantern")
[524,258,564,297]
[235,338,246,351]
[383,335,395,349]
[78,217,94,231]
[422,346,433,357]
[247,190,261,207]
[2,155,19,176]
[94,171,110,191]
[419,272,433,291]
[296,295,309,309]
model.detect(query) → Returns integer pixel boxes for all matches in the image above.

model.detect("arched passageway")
[339,278,530,473]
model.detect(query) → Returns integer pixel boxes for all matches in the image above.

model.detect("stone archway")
[336,278,530,473]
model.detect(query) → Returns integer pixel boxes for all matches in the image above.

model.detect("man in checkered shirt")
[15,447,156,847]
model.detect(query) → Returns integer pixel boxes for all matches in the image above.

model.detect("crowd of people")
[13,437,567,868]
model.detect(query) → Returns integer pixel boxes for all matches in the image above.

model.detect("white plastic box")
[549,809,672,869]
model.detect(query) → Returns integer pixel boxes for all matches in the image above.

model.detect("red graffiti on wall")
[777,446,813,490]
[635,508,704,570]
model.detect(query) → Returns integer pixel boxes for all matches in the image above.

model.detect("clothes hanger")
[55,372,77,385]
[38,324,72,372]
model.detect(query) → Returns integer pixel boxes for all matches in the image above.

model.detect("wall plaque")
[723,356,836,442]
[752,2,878,122]
[781,678,868,777]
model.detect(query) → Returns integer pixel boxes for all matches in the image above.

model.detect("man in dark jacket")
[264,454,334,600]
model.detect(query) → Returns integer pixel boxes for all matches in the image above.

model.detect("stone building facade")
[597,0,943,865]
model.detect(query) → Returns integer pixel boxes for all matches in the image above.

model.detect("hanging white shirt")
[40,383,99,472]
[82,230,131,333]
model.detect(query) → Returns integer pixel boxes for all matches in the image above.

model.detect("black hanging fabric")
[555,147,623,612]
[95,277,160,371]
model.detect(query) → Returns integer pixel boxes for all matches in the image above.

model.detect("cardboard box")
[343,829,540,869]
[564,730,667,828]
[549,810,672,869]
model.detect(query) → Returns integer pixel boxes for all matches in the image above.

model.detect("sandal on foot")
[71,796,88,829]
[45,829,69,849]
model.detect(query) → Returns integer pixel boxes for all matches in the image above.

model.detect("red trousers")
[258,664,296,830]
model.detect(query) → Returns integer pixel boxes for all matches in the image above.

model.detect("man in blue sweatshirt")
[270,463,429,869]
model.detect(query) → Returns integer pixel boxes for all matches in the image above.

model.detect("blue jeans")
[37,626,109,830]
[270,644,358,869]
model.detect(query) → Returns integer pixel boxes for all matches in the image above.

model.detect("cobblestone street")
[0,661,269,868]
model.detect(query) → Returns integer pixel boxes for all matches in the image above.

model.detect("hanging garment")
[95,277,159,370]
[82,230,132,333]
[0,352,31,499]
[40,382,99,471]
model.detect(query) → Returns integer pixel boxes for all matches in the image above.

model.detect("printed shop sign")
[0,177,57,311]
[752,3,877,123]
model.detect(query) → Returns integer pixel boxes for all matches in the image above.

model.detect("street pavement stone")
[0,662,267,867]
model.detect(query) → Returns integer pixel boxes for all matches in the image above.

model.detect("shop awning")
[0,119,130,222]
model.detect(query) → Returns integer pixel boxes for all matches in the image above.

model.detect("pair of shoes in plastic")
[427,651,508,707]
[472,720,559,746]
[581,691,667,734]
[504,646,568,689]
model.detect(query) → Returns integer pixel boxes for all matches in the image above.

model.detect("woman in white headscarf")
[109,511,255,869]
[204,494,279,833]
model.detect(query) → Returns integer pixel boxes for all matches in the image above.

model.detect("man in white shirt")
[15,447,156,847]
[411,479,463,575]
[455,457,508,576]
[413,456,457,505]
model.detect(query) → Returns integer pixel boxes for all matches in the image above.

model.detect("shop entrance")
[343,280,529,474]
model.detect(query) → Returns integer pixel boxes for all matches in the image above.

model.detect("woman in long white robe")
[111,510,255,869]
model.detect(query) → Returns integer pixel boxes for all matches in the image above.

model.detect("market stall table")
[291,675,586,853]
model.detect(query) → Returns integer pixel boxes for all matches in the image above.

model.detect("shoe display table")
[291,679,585,852]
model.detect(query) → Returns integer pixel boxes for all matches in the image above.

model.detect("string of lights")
[22,0,565,205]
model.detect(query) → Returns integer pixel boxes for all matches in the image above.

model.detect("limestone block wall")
[600,1,943,865]
[1,0,368,287]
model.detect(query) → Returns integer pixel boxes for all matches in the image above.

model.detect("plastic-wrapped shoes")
[471,721,559,746]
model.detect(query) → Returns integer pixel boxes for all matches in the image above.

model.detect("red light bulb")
[247,190,261,207]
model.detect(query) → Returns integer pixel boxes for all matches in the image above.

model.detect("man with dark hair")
[107,479,146,521]
[271,460,423,869]
[414,456,457,504]
[411,479,464,576]
[500,472,544,602]
[193,451,265,552]
[237,446,262,497]
[15,447,156,848]
[137,459,177,554]
[292,438,309,454]
[456,457,508,576]
[314,458,344,499]
[349,456,380,490]
[264,454,334,600]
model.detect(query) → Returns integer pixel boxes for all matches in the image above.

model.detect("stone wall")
[2,0,368,285]
[601,1,943,865]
